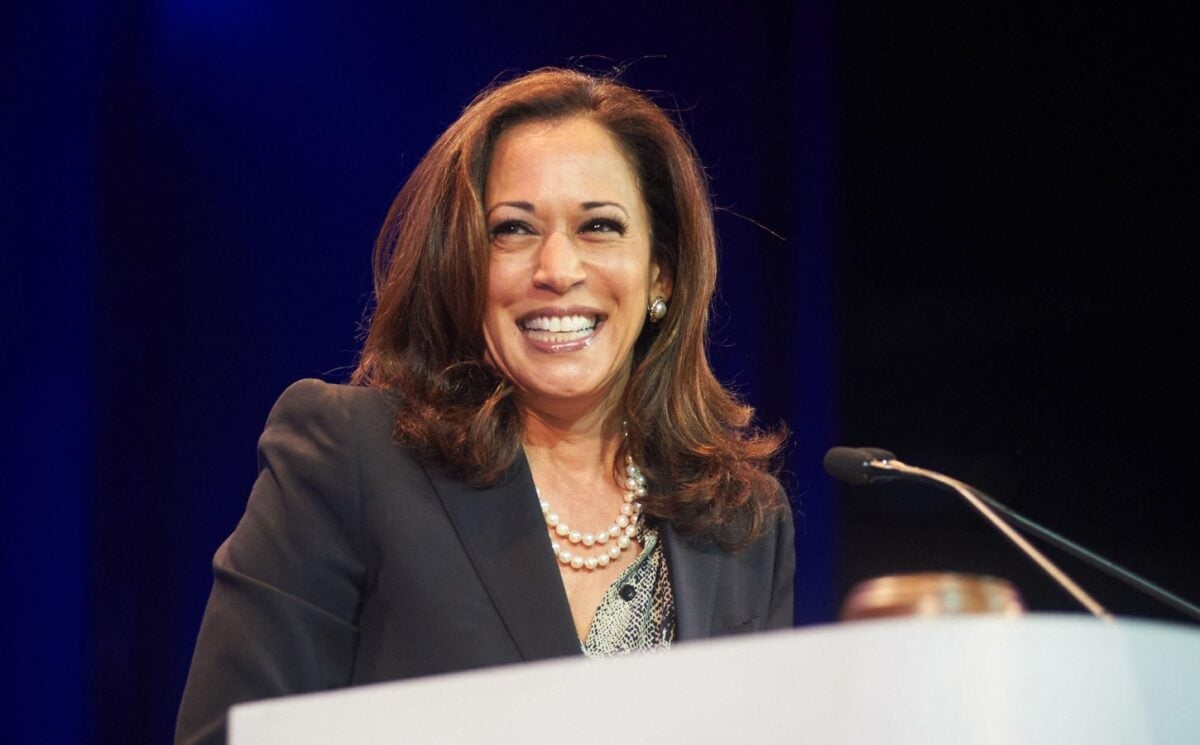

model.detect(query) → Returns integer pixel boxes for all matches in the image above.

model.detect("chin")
[518,375,620,408]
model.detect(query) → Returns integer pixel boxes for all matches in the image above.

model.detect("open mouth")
[518,313,602,343]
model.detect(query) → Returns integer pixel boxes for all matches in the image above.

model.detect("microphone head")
[860,447,896,463]
[823,446,897,485]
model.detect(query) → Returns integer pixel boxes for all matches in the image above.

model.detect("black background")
[833,2,1197,619]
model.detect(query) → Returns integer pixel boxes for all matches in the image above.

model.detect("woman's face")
[483,116,669,420]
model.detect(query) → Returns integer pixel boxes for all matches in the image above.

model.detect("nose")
[531,231,586,294]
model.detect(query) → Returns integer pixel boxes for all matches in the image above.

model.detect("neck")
[520,403,622,481]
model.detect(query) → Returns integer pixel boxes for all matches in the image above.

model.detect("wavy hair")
[353,68,787,548]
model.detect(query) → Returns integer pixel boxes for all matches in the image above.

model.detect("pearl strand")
[540,456,647,572]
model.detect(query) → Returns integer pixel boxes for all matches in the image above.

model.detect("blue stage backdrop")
[4,2,832,743]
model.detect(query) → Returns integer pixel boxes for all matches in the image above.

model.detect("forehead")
[485,116,643,205]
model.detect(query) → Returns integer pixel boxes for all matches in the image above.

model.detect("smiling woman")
[176,68,794,745]
[483,116,667,421]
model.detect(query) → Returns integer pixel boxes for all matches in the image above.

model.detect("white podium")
[230,615,1200,744]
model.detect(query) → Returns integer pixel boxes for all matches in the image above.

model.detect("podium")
[229,615,1200,744]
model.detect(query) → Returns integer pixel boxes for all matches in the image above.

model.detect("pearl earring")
[647,296,668,323]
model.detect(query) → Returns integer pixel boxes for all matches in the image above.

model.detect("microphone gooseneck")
[825,446,1115,622]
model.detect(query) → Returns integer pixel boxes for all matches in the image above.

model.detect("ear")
[649,259,673,302]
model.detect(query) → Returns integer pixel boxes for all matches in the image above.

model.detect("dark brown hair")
[354,68,787,548]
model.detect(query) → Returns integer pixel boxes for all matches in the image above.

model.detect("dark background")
[3,1,1195,743]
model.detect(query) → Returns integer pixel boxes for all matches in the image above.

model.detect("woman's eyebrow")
[581,201,629,217]
[487,200,630,217]
[486,200,535,216]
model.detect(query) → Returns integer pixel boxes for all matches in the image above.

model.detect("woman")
[176,68,793,745]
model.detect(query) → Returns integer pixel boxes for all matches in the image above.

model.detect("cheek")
[486,254,525,302]
[482,261,525,352]
[484,264,512,322]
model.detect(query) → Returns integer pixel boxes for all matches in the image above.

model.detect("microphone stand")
[870,457,1115,622]
[963,481,1200,623]
[827,446,1200,623]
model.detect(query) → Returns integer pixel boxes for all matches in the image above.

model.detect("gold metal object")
[840,572,1025,621]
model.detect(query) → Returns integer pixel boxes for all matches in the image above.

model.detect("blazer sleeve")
[176,380,368,745]
[766,508,797,629]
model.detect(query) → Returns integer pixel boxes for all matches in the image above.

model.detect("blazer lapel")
[662,524,722,640]
[424,454,581,661]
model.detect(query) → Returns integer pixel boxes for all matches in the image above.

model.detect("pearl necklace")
[539,456,647,572]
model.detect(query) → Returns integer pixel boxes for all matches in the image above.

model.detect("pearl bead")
[625,525,637,537]
[595,531,609,544]
[570,556,584,570]
[635,486,646,497]
[609,526,621,538]
[559,550,573,564]
[556,523,570,537]
[620,504,633,516]
[547,513,560,527]
[635,474,647,487]
[597,554,610,567]
[617,534,631,549]
[584,557,598,570]
[568,531,581,544]
[582,533,595,546]
[633,503,643,514]
[626,465,638,477]
[625,477,638,490]
[540,500,549,512]
[608,545,621,559]
[617,515,629,528]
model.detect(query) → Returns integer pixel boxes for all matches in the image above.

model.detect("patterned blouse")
[581,527,676,657]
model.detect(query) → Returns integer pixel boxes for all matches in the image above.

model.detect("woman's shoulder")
[268,378,395,424]
[261,379,401,456]
[255,379,433,505]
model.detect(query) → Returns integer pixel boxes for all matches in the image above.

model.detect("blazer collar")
[424,453,582,662]
[425,453,725,650]
[662,523,722,640]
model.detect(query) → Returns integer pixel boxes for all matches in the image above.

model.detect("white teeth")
[520,314,598,344]
[524,328,593,343]
[521,314,596,333]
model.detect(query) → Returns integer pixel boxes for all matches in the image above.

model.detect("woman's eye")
[489,220,534,237]
[580,218,627,235]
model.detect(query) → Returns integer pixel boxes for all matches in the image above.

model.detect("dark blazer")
[176,379,795,745]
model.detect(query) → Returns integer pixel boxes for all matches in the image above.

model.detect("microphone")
[822,446,897,485]
[825,446,1114,622]
[826,446,1200,624]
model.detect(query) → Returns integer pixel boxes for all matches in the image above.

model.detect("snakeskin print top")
[581,527,676,657]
